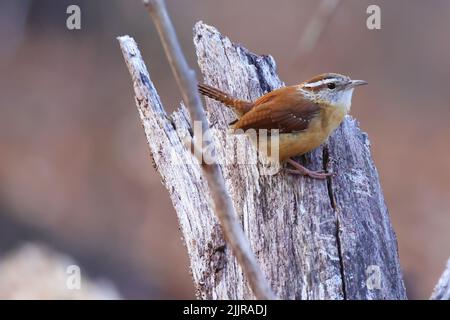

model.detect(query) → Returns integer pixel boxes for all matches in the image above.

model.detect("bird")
[198,73,367,179]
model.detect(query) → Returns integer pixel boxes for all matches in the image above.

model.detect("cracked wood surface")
[120,22,407,299]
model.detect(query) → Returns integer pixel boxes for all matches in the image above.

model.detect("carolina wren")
[199,73,367,179]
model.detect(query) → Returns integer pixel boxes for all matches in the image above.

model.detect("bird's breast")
[274,106,347,161]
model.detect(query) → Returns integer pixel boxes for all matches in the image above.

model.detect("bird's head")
[300,73,367,111]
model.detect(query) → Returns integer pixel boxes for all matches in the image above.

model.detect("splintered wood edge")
[431,258,450,299]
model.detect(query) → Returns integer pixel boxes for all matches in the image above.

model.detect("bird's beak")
[348,80,368,88]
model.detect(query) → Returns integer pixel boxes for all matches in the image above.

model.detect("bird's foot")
[285,158,334,180]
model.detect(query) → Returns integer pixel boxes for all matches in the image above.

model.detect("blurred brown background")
[0,0,449,299]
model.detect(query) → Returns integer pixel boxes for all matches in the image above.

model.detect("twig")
[430,258,450,299]
[140,0,275,299]
[294,0,341,66]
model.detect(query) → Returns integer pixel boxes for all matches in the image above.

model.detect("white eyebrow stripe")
[303,80,323,88]
[303,78,337,88]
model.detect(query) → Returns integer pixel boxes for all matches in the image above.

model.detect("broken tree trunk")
[118,22,407,300]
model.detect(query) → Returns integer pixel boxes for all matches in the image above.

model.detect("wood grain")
[119,22,407,300]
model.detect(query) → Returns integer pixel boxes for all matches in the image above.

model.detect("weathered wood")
[142,0,274,299]
[119,22,407,300]
[430,258,450,299]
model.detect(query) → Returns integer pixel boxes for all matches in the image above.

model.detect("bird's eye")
[327,83,336,89]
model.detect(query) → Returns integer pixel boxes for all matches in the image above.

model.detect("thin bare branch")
[139,0,275,299]
[294,0,341,65]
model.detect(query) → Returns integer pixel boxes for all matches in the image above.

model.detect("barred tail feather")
[198,83,252,116]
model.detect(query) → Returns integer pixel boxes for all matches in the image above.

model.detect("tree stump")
[118,22,407,300]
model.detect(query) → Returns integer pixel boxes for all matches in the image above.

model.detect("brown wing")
[232,86,321,133]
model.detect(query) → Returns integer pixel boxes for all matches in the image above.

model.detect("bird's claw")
[284,168,334,180]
